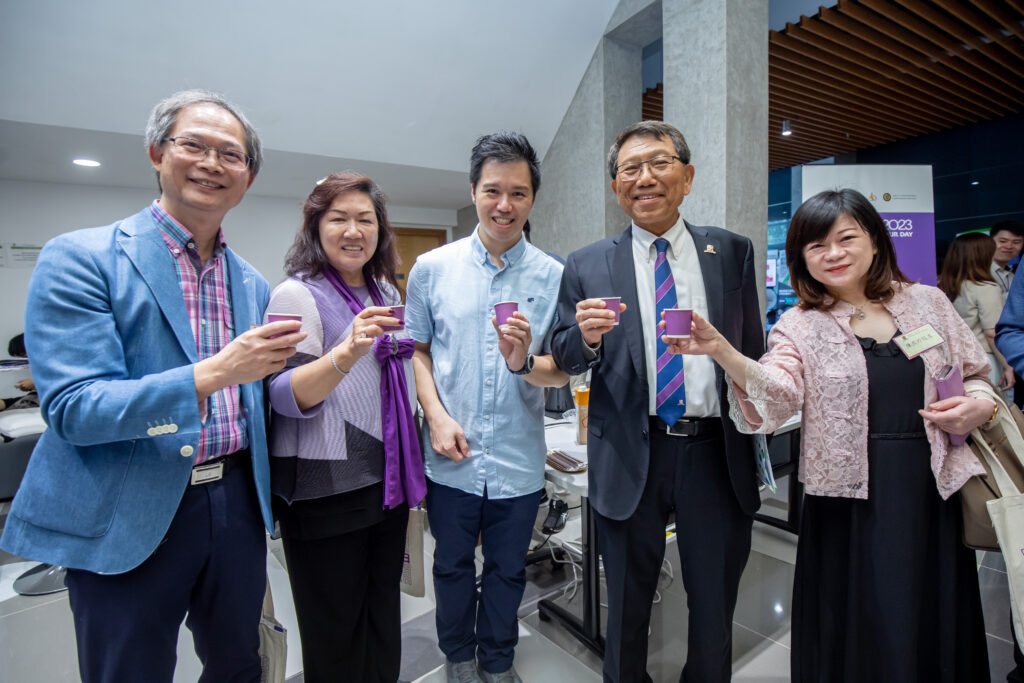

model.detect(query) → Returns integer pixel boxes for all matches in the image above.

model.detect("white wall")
[0,179,455,352]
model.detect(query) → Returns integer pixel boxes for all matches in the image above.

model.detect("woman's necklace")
[844,299,870,321]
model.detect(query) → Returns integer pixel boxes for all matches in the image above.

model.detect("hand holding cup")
[659,311,725,357]
[337,306,403,362]
[492,308,533,372]
[575,298,627,346]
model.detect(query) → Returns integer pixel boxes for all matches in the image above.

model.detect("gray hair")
[144,89,264,179]
[607,121,691,180]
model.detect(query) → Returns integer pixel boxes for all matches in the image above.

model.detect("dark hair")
[284,171,398,287]
[990,220,1024,239]
[469,131,541,195]
[607,121,691,180]
[786,188,911,310]
[938,232,996,300]
[7,334,26,358]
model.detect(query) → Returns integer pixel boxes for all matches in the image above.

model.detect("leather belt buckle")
[190,461,224,485]
[665,420,695,438]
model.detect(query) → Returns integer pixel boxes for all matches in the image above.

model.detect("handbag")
[258,574,287,683]
[960,385,1024,550]
[400,507,426,598]
[970,424,1024,652]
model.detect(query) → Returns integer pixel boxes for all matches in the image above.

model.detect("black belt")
[649,415,723,438]
[190,447,250,486]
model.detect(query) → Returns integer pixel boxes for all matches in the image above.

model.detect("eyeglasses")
[162,136,251,170]
[615,155,682,181]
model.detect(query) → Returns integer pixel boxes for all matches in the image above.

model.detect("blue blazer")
[0,207,273,574]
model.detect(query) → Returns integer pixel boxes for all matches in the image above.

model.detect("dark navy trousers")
[426,480,542,674]
[65,459,267,683]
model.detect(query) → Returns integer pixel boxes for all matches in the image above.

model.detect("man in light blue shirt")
[406,131,567,683]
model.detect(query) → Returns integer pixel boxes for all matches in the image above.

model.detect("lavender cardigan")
[266,275,416,503]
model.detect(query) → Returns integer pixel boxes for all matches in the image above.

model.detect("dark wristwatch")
[510,353,535,375]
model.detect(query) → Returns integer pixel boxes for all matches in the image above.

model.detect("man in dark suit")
[551,121,764,682]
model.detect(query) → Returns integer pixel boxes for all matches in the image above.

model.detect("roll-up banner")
[799,164,936,286]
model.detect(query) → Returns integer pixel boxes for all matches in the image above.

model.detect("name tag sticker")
[893,324,945,359]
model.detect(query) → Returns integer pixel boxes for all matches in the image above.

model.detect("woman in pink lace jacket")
[665,189,994,682]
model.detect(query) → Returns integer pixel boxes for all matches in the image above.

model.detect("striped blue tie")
[654,238,686,424]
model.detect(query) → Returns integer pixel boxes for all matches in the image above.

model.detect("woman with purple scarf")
[266,172,425,683]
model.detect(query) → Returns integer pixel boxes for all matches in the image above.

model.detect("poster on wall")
[0,243,43,268]
[800,164,936,286]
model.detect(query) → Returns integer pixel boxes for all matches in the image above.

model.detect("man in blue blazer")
[0,90,304,683]
[551,122,764,682]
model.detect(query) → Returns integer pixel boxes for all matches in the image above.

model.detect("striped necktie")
[654,238,686,424]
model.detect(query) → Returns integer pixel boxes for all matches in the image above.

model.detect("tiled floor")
[1,487,1021,682]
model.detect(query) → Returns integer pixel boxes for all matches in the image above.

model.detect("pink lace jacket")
[727,283,991,500]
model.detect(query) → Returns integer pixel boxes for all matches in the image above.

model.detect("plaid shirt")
[150,201,247,463]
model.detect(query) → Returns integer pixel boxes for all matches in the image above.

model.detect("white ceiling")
[0,0,620,209]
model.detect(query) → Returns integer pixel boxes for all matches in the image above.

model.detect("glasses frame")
[615,154,683,181]
[162,136,251,170]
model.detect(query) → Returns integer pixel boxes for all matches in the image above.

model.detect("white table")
[539,419,603,656]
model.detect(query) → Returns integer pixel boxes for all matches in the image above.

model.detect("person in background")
[406,131,567,683]
[0,89,302,682]
[990,220,1024,297]
[993,262,1024,683]
[939,232,1015,394]
[266,172,422,682]
[670,188,992,681]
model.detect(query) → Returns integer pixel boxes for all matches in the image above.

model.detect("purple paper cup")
[494,301,518,327]
[266,313,302,339]
[601,297,622,326]
[663,308,692,339]
[381,304,405,332]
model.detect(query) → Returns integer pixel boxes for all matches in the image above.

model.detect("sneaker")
[542,498,569,534]
[446,659,483,683]
[479,665,523,683]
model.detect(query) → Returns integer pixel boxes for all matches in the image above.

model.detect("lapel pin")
[704,244,717,255]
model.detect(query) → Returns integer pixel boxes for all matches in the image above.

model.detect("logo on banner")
[883,193,892,201]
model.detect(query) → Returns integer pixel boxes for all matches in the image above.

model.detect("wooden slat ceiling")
[769,0,1024,171]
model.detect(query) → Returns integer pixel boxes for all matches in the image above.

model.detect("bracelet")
[329,347,348,377]
[985,401,999,425]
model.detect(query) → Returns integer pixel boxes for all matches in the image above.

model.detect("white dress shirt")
[631,217,720,418]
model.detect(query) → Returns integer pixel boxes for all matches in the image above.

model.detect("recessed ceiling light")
[970,180,980,186]
[73,159,101,167]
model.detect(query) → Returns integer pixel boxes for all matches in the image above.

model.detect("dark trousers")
[426,480,543,674]
[65,459,266,683]
[595,430,753,683]
[274,484,409,683]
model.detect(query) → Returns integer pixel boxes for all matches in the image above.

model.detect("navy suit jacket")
[1,207,273,574]
[551,222,765,520]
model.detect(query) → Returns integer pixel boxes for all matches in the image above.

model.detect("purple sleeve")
[268,367,325,418]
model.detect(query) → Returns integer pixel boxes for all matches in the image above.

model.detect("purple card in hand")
[934,365,967,446]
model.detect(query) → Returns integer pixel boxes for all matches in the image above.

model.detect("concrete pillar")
[529,37,641,259]
[663,0,769,312]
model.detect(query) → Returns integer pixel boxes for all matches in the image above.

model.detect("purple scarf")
[323,266,426,509]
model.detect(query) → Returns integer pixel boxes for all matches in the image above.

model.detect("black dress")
[791,334,990,682]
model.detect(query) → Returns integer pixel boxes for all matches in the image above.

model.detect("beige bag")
[960,384,1024,550]
[259,574,287,683]
[971,427,1024,652]
[400,507,426,598]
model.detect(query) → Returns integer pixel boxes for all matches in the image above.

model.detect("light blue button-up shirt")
[405,228,563,499]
